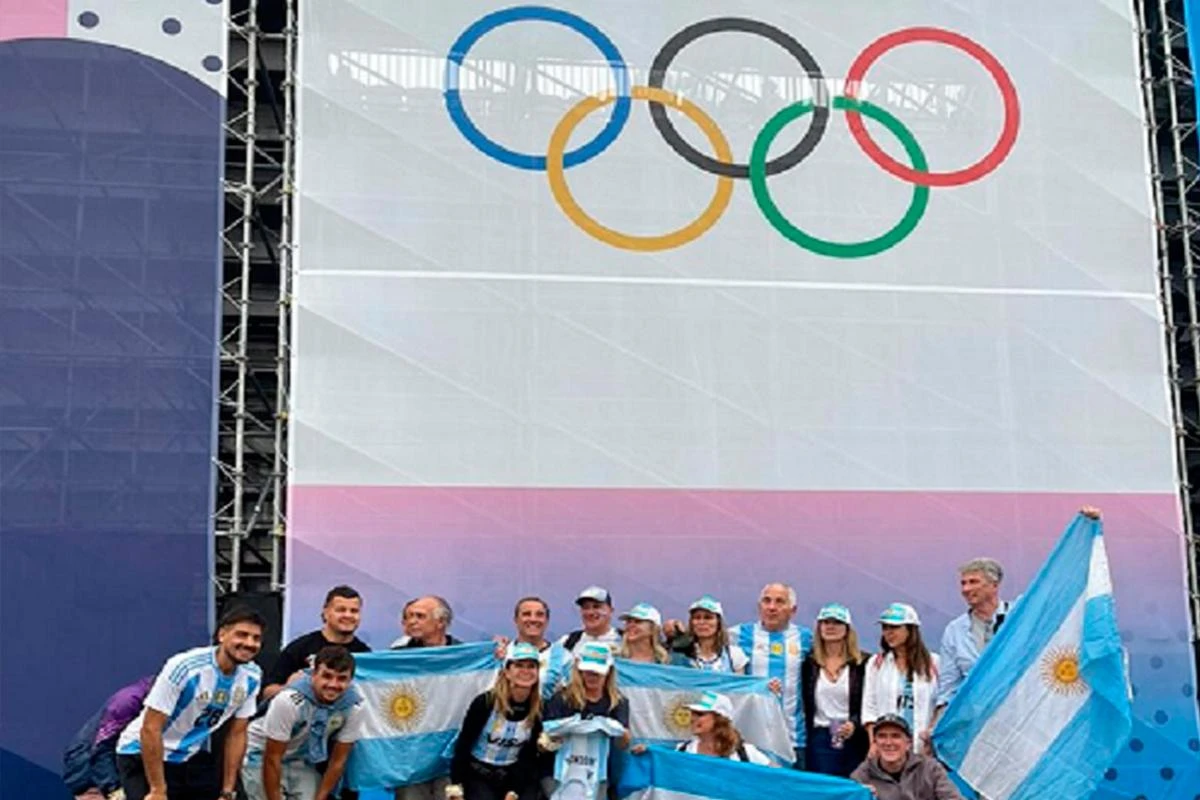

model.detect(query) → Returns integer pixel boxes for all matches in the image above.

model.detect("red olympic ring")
[844,27,1020,188]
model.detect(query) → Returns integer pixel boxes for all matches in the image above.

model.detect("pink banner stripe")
[0,0,67,41]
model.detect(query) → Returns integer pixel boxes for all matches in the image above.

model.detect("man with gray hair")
[392,596,459,649]
[728,583,813,768]
[935,557,1009,720]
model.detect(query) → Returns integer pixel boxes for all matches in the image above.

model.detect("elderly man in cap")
[850,714,962,800]
[557,586,621,657]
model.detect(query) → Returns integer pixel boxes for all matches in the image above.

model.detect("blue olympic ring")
[444,5,632,171]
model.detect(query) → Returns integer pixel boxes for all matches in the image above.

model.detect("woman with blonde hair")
[668,595,749,674]
[541,643,630,799]
[862,603,940,756]
[449,642,543,800]
[801,603,869,776]
[616,603,671,664]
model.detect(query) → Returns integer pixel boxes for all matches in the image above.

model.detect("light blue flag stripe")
[350,732,457,789]
[934,516,1097,755]
[613,747,870,800]
[351,641,498,680]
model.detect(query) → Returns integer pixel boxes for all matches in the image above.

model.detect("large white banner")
[289,4,1198,794]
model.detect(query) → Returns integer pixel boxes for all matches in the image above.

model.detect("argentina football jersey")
[117,645,261,762]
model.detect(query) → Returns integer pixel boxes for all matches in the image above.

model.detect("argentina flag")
[617,660,792,762]
[613,746,870,800]
[346,642,498,790]
[933,512,1133,799]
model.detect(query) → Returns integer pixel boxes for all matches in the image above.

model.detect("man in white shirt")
[243,646,365,800]
[116,608,265,800]
[558,586,621,657]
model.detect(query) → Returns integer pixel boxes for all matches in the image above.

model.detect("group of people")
[66,507,1101,800]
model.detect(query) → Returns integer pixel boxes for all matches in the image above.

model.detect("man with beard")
[116,608,265,800]
[243,646,365,800]
[264,586,369,701]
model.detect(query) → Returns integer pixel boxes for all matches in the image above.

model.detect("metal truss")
[1137,0,1200,652]
[215,0,294,595]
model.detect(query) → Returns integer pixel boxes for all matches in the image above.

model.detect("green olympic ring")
[750,96,930,259]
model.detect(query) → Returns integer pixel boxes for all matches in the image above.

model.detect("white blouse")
[812,666,850,727]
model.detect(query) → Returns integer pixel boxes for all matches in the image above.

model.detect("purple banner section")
[0,38,223,798]
[290,485,1198,797]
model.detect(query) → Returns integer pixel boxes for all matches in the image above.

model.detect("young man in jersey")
[264,585,369,702]
[557,586,620,657]
[728,583,813,769]
[116,607,265,800]
[243,646,365,800]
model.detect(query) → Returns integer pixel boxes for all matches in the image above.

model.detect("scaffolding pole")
[1138,0,1200,641]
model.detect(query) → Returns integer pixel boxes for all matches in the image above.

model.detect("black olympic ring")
[647,17,830,179]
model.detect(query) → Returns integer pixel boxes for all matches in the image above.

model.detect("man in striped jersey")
[728,583,814,769]
[116,608,265,800]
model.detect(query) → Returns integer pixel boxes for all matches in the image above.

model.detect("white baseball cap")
[687,691,734,720]
[576,642,614,675]
[879,602,921,626]
[620,603,662,627]
[817,603,853,625]
[576,586,612,606]
[689,595,724,617]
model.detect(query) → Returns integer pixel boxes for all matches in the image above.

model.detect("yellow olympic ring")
[546,86,734,252]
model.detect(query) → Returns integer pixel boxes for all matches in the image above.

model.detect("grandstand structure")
[212,0,1200,679]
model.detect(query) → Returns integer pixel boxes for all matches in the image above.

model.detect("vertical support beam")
[272,0,297,592]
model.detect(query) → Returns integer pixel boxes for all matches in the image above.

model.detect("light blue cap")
[505,641,541,664]
[620,602,662,626]
[689,595,724,617]
[879,602,921,626]
[817,603,853,625]
[577,642,614,674]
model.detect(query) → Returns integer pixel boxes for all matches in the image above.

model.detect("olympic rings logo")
[444,6,1020,258]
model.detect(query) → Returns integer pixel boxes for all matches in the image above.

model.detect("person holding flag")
[671,691,775,766]
[933,507,1133,800]
[728,583,813,768]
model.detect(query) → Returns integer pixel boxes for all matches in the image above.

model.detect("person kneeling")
[850,715,961,800]
[447,642,543,800]
[243,646,365,800]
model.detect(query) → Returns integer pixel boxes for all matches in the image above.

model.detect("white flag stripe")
[1086,535,1112,599]
[958,594,1091,800]
[356,669,495,740]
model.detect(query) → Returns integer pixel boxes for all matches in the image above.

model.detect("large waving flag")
[613,746,870,800]
[346,642,498,790]
[933,513,1133,799]
[617,660,792,763]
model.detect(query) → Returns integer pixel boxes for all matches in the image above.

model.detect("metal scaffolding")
[215,0,294,595]
[1138,0,1200,651]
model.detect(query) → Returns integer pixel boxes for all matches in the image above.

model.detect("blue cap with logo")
[879,602,921,626]
[689,595,724,617]
[817,603,853,625]
[576,642,614,675]
[505,641,541,664]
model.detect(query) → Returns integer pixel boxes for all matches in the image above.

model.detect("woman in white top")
[666,596,749,674]
[671,691,774,765]
[800,603,869,777]
[862,602,940,755]
[616,603,671,664]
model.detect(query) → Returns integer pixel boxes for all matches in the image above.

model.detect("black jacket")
[801,654,870,760]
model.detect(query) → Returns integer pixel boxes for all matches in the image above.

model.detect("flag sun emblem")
[383,684,426,731]
[1040,645,1087,696]
[663,694,700,736]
